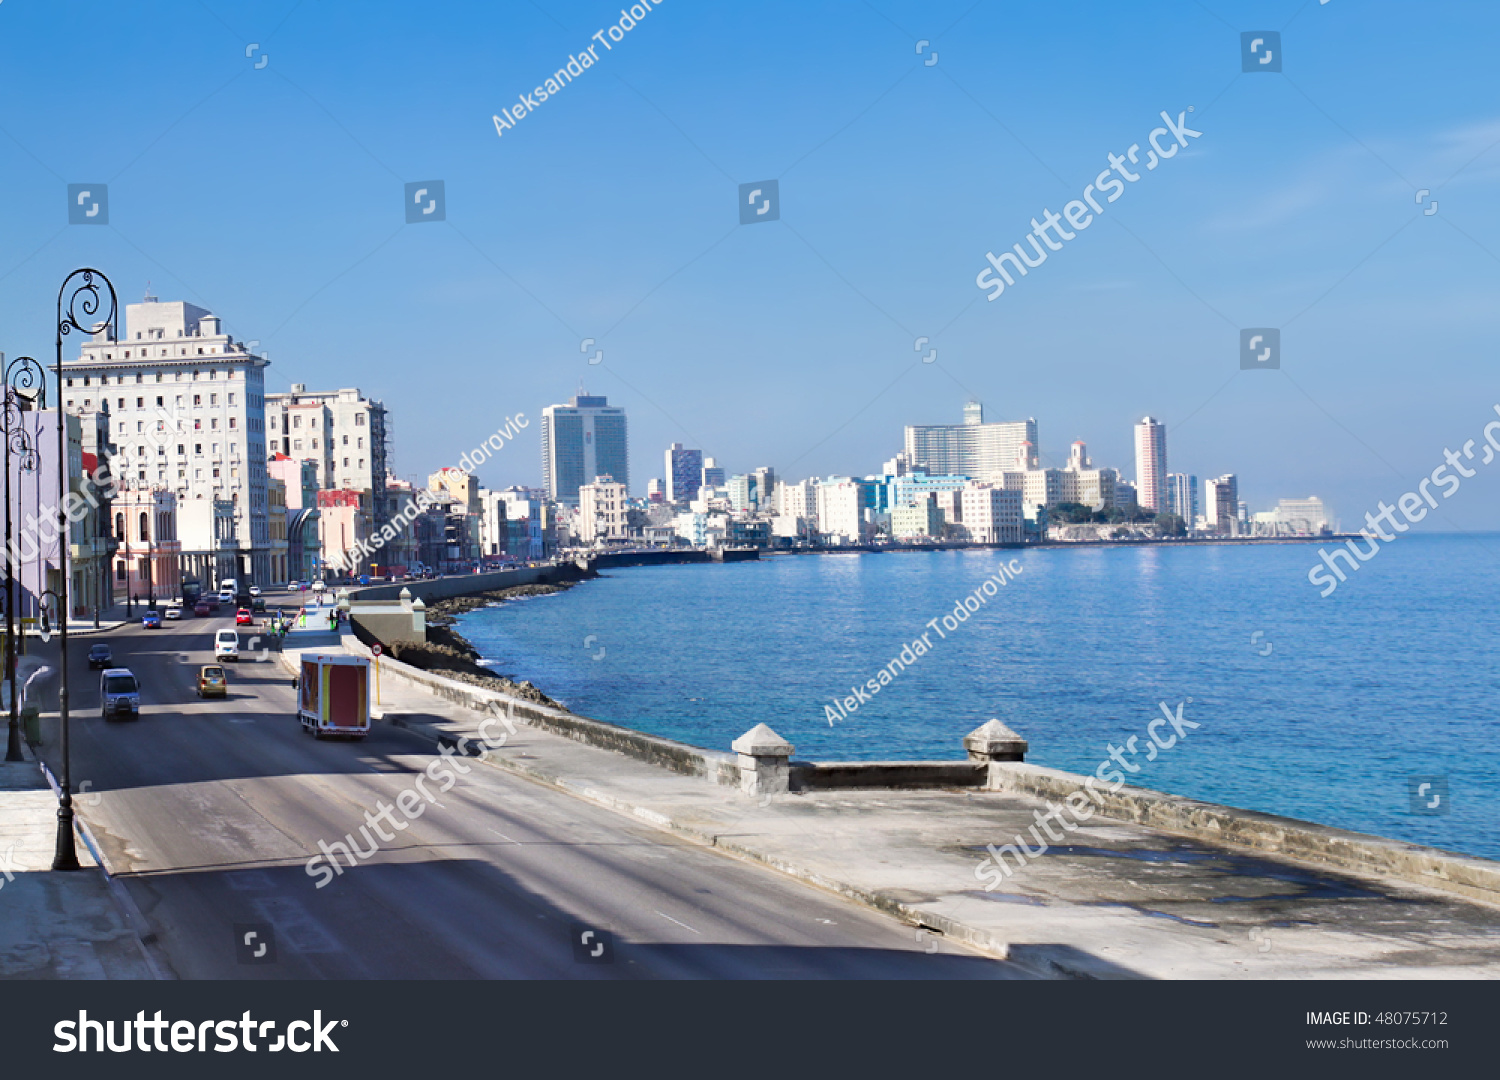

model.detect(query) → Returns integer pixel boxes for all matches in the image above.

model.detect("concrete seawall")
[352,563,591,605]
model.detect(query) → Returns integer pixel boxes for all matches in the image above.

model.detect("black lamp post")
[51,268,118,872]
[3,356,42,763]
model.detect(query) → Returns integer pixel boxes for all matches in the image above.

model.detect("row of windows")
[114,511,177,544]
[99,346,224,360]
[279,411,367,430]
[122,417,237,433]
[68,367,241,386]
[111,393,238,408]
[132,442,241,457]
[132,469,240,484]
[287,435,364,448]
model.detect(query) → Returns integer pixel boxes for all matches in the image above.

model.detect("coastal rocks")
[383,625,565,710]
[426,582,576,621]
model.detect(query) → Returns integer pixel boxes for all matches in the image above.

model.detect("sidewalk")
[312,638,1500,980]
[0,748,159,979]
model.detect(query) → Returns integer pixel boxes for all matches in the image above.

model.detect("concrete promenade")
[317,631,1500,980]
[0,744,158,979]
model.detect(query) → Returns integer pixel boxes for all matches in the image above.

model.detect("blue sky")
[2,0,1500,527]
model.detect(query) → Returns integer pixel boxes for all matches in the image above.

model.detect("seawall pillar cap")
[963,719,1028,762]
[732,723,794,758]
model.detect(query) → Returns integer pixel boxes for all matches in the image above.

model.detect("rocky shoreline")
[379,583,578,709]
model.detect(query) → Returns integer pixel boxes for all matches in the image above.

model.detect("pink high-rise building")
[1133,417,1168,513]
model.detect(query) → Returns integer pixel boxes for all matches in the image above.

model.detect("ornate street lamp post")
[3,356,43,763]
[51,268,118,872]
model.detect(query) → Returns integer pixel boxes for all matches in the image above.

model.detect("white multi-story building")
[961,483,1025,544]
[1252,496,1330,536]
[1062,441,1117,510]
[776,478,817,522]
[904,402,1038,480]
[1134,416,1168,513]
[1273,496,1330,534]
[266,384,389,524]
[65,298,272,585]
[577,475,628,545]
[675,511,708,546]
[816,478,870,543]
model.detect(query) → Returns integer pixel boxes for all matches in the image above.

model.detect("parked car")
[87,643,113,669]
[194,600,211,617]
[287,579,300,591]
[163,601,183,620]
[196,665,228,698]
[235,608,254,626]
[100,668,140,721]
[248,585,262,597]
[311,580,327,594]
[214,629,240,661]
[142,610,162,629]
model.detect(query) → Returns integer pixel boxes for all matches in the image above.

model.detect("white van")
[214,629,240,662]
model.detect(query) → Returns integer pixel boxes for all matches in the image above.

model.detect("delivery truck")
[295,653,370,740]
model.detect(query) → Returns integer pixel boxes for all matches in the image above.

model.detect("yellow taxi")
[196,665,228,699]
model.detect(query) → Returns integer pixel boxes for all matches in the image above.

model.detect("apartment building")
[65,297,271,584]
[266,384,389,524]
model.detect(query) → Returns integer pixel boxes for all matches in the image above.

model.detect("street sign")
[372,643,382,657]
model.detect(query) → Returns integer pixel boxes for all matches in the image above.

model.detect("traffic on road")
[23,584,1014,980]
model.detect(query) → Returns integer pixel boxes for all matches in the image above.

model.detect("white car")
[163,602,183,620]
[214,629,240,662]
[311,580,327,594]
[248,585,262,597]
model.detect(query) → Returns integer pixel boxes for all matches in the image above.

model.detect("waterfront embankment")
[302,621,1500,979]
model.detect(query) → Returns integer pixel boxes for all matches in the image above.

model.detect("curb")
[37,759,171,980]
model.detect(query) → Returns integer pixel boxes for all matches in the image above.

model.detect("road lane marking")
[655,911,701,935]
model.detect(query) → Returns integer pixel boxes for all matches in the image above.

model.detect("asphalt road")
[32,592,1022,979]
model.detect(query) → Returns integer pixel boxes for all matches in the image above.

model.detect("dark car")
[251,597,267,613]
[193,600,211,617]
[87,643,113,669]
[142,610,162,629]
